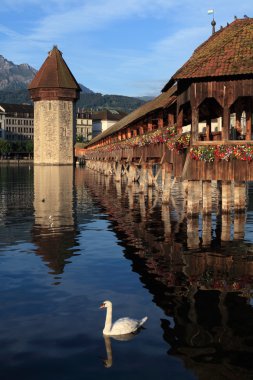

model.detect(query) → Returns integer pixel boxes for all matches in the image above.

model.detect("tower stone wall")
[34,100,75,165]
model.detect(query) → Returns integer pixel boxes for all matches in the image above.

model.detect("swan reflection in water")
[102,331,141,368]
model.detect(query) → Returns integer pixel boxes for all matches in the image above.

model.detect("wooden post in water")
[187,180,201,217]
[147,186,153,209]
[187,217,200,249]
[138,163,147,193]
[115,181,122,197]
[234,212,246,240]
[202,180,212,214]
[221,214,231,241]
[202,214,212,246]
[161,205,171,243]
[147,164,154,187]
[127,163,137,187]
[114,162,122,182]
[127,186,134,210]
[221,181,232,214]
[216,180,222,214]
[161,163,172,204]
[234,181,246,212]
[139,192,146,220]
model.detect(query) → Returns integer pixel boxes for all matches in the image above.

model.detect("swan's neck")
[103,304,112,335]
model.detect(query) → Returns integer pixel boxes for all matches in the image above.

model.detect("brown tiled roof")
[28,46,81,91]
[86,85,177,147]
[163,18,253,91]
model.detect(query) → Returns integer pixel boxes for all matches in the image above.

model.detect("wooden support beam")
[222,105,230,140]
[202,180,212,214]
[221,214,231,241]
[187,217,200,249]
[127,163,137,186]
[177,108,183,135]
[234,212,246,240]
[147,164,154,187]
[138,163,147,193]
[187,180,201,217]
[234,181,246,212]
[202,214,212,246]
[191,106,199,143]
[162,163,172,204]
[246,98,252,140]
[221,181,232,214]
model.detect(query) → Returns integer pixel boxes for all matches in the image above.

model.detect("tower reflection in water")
[33,166,78,283]
[81,169,253,378]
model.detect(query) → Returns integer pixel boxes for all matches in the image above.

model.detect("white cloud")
[0,0,252,95]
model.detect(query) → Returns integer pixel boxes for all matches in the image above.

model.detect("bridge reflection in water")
[77,168,253,379]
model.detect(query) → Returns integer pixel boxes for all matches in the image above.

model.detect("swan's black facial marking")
[100,302,106,309]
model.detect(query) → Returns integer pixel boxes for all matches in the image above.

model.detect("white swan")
[100,300,148,336]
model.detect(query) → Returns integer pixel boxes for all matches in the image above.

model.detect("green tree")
[0,139,11,156]
[25,140,33,154]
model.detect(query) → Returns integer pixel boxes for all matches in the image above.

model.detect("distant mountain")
[76,93,146,114]
[138,96,155,101]
[0,54,147,113]
[0,54,94,94]
[79,83,94,94]
[0,55,37,91]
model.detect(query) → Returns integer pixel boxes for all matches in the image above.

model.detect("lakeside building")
[0,103,34,141]
[75,108,127,142]
[0,103,127,144]
[92,109,127,138]
[76,110,93,142]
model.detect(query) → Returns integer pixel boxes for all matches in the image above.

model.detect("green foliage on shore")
[0,139,33,156]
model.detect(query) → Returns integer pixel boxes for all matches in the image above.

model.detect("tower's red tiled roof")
[163,17,253,91]
[28,46,81,91]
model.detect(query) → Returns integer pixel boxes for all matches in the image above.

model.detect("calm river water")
[0,165,252,380]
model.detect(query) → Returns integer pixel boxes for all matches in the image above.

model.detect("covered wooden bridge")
[83,17,253,215]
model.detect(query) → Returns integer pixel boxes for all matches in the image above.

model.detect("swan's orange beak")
[99,303,105,309]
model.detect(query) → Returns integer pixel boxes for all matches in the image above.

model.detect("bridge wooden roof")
[28,46,81,91]
[86,85,177,147]
[163,17,253,91]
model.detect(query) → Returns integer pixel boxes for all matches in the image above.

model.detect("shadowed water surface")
[0,165,252,380]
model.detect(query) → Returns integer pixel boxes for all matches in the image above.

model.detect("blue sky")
[0,0,252,97]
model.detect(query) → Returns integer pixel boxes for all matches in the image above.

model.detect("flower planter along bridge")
[82,18,253,216]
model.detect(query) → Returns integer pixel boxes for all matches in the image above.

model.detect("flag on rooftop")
[208,9,214,14]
